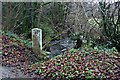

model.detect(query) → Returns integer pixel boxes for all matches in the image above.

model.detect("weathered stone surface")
[32,28,42,50]
[32,28,43,59]
[48,37,75,58]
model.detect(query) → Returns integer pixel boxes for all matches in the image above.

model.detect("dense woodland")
[1,1,120,79]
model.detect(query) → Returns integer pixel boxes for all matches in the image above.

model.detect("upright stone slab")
[32,28,42,57]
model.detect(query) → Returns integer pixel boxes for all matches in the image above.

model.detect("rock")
[48,37,75,58]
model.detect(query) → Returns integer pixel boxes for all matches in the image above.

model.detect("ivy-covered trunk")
[99,1,120,51]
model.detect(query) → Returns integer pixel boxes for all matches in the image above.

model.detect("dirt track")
[1,66,31,79]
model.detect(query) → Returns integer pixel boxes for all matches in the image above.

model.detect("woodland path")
[0,54,31,79]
